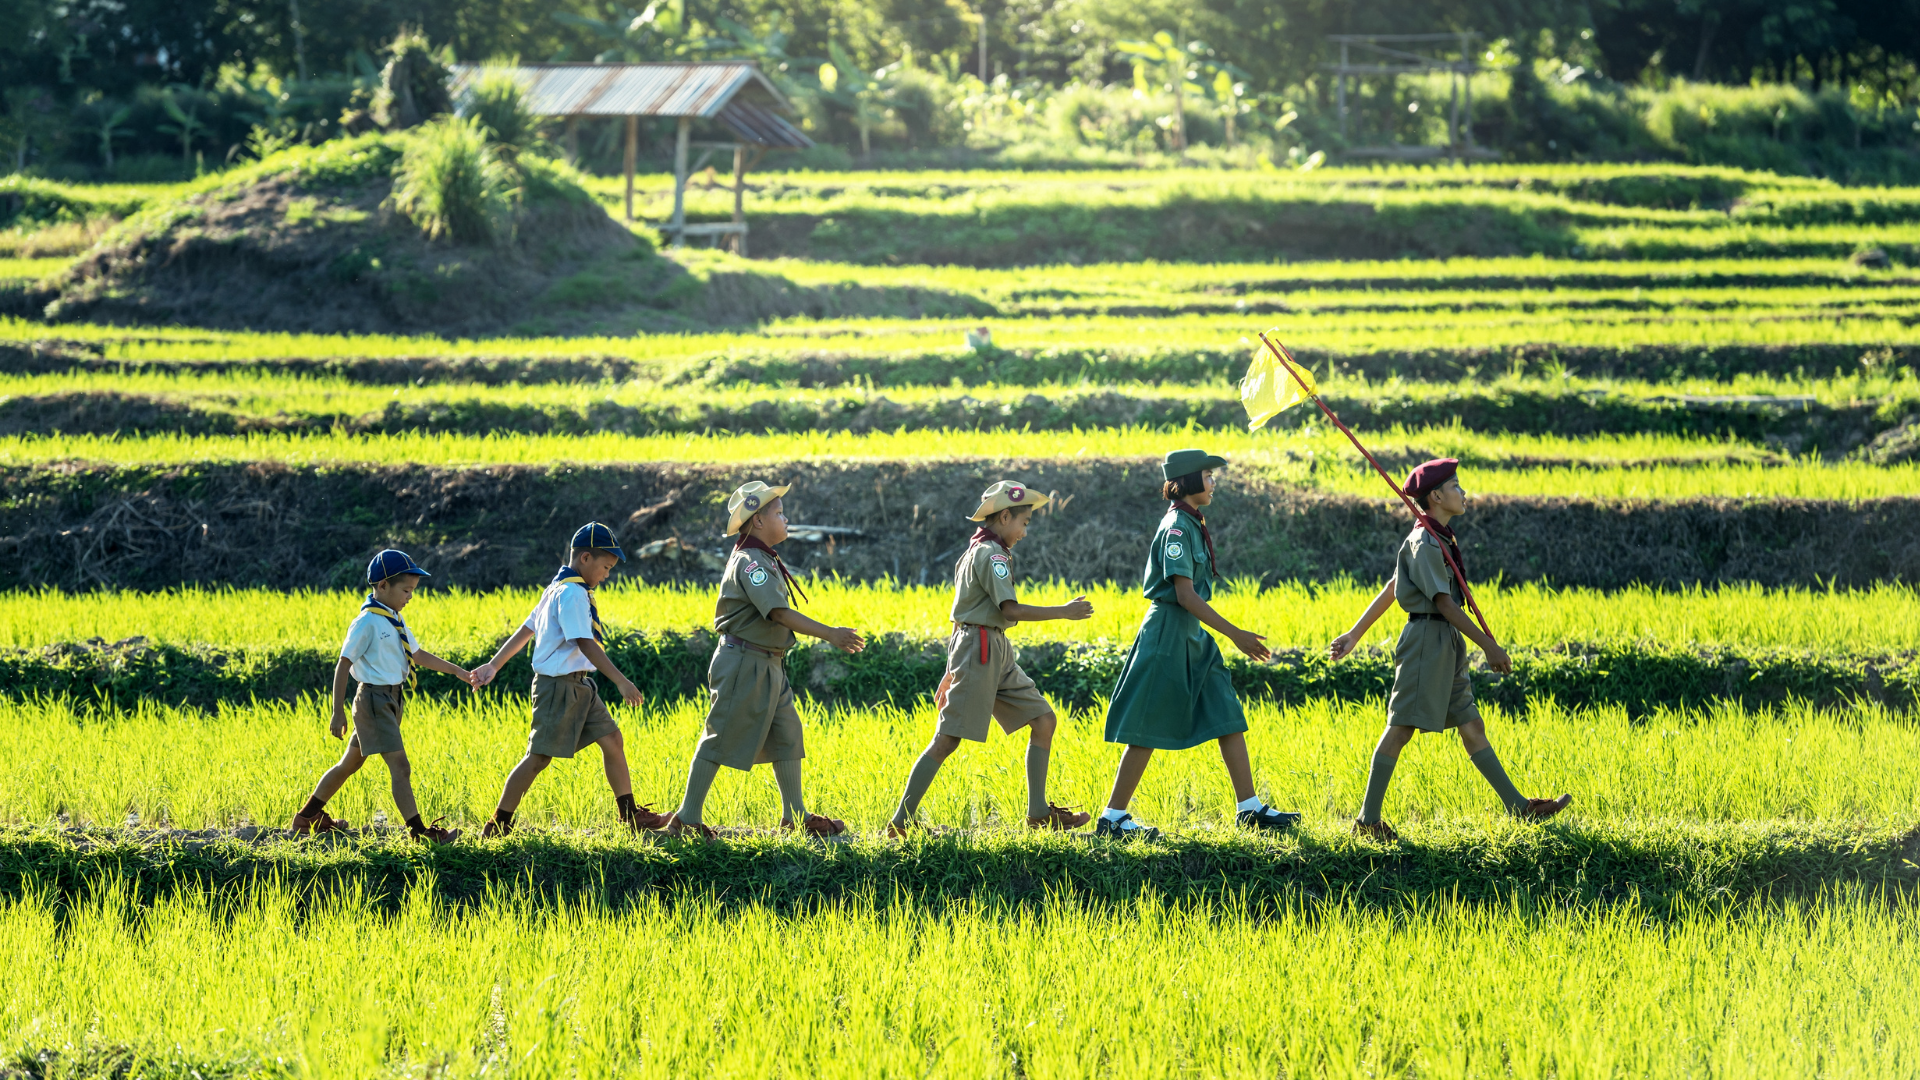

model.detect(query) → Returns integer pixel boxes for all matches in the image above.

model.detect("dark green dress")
[1103,504,1249,750]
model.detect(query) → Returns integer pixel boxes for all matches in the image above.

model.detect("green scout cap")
[969,480,1050,521]
[725,480,791,536]
[1162,448,1227,480]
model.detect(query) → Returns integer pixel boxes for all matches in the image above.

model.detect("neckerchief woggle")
[361,593,418,688]
[1168,501,1219,579]
[551,566,605,642]
[963,526,1011,663]
[735,534,808,606]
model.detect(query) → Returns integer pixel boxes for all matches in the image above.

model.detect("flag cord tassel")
[1256,331,1497,644]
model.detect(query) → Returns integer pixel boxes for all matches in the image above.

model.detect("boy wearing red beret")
[1328,458,1571,842]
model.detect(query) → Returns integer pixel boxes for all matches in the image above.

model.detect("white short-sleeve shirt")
[340,610,418,686]
[523,581,599,676]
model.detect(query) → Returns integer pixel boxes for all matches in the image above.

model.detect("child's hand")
[451,667,475,688]
[1062,596,1094,620]
[614,677,645,707]
[1484,644,1513,674]
[1229,628,1271,662]
[329,708,348,741]
[825,626,865,654]
[470,662,497,688]
[1328,632,1359,662]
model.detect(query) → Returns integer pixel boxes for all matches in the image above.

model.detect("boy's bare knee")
[928,734,962,761]
[384,751,411,775]
[1028,712,1058,745]
[598,729,624,751]
[522,753,553,772]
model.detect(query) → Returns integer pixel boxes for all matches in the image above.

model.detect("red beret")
[1405,458,1459,504]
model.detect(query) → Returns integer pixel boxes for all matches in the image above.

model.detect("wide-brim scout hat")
[570,521,626,562]
[1163,448,1227,480]
[968,480,1050,521]
[367,549,430,584]
[726,481,791,536]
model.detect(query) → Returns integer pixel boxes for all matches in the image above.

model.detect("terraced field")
[2,161,1917,1076]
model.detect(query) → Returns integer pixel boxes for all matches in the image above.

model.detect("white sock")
[1101,806,1128,822]
[1236,796,1264,813]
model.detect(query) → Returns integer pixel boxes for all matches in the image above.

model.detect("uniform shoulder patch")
[992,561,1010,579]
[989,552,1009,562]
[1168,528,1183,536]
[748,567,769,587]
[1166,541,1185,560]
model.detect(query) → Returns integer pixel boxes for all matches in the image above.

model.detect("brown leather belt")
[722,634,788,659]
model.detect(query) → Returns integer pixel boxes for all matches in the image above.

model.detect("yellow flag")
[1240,338,1318,430]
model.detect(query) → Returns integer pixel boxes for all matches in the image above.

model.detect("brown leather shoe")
[1352,818,1399,843]
[623,803,672,832]
[480,817,514,839]
[412,817,461,844]
[662,813,716,842]
[1028,803,1092,831]
[883,821,915,840]
[784,812,846,836]
[288,809,349,836]
[1517,794,1573,821]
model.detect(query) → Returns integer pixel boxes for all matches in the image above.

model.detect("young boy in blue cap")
[288,548,470,843]
[1329,458,1572,842]
[470,522,670,837]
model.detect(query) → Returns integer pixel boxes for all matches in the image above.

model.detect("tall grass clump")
[387,116,511,244]
[459,64,539,157]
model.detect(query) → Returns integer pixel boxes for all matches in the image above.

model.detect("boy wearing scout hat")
[1328,458,1572,842]
[288,549,468,843]
[470,522,671,837]
[662,481,866,840]
[1095,450,1300,840]
[885,479,1094,837]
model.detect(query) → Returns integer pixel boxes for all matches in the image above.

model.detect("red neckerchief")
[1421,516,1467,582]
[736,534,808,605]
[1169,501,1218,576]
[968,526,1009,552]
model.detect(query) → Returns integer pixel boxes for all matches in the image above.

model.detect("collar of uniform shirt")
[1167,501,1219,575]
[968,525,1009,552]
[735,534,809,605]
[549,565,606,642]
[1420,517,1467,580]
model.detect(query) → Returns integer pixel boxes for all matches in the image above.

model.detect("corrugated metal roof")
[715,99,813,149]
[449,63,791,120]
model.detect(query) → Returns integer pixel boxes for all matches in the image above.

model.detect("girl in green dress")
[1095,448,1300,839]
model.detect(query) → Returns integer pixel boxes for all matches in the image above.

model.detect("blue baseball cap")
[570,522,625,562]
[367,549,431,584]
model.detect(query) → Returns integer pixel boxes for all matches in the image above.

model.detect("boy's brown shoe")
[784,812,846,836]
[481,818,514,839]
[623,803,672,831]
[288,810,349,836]
[883,821,916,840]
[1517,794,1573,821]
[1028,803,1091,831]
[1352,819,1399,844]
[662,813,716,842]
[413,817,461,844]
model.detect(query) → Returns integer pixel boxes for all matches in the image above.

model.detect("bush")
[461,65,539,154]
[387,117,510,243]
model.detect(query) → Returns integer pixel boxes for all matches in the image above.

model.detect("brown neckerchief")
[735,534,808,605]
[1168,501,1218,577]
[968,525,1009,552]
[1421,516,1466,583]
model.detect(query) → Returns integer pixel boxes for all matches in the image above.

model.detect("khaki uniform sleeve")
[1406,538,1456,601]
[736,556,791,619]
[979,545,1019,610]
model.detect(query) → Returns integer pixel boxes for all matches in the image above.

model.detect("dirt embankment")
[4,460,1917,591]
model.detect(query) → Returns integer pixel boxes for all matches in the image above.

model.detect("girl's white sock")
[1100,806,1128,822]
[1236,795,1264,813]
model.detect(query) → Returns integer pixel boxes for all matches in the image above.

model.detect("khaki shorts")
[1387,618,1481,733]
[696,639,805,771]
[349,682,405,756]
[935,625,1052,743]
[528,672,620,758]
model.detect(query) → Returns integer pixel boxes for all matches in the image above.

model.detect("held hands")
[1061,596,1094,621]
[1228,628,1271,662]
[1484,643,1513,674]
[824,626,866,654]
[450,666,476,688]
[328,706,348,741]
[469,662,498,689]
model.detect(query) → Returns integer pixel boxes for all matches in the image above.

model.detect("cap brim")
[969,491,1050,521]
[726,484,792,535]
[1200,455,1228,472]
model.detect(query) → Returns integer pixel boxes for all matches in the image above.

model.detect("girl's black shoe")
[1094,813,1160,841]
[1237,805,1300,831]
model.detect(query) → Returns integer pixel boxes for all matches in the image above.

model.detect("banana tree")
[1115,33,1247,151]
[553,0,693,62]
[818,42,895,159]
[156,86,211,165]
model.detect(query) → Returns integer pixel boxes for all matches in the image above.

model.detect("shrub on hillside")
[388,117,511,243]
[461,66,541,155]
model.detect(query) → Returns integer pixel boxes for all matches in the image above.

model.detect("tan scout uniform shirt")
[698,545,805,769]
[937,538,1050,742]
[950,542,1018,629]
[715,548,797,650]
[1388,525,1479,732]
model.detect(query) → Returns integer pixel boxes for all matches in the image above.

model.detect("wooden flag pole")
[1256,331,1497,642]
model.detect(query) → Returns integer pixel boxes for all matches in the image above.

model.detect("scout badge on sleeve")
[1247,330,1495,643]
